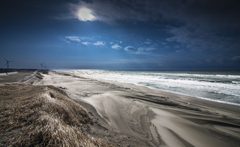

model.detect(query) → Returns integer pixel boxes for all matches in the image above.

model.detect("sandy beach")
[35,71,240,147]
[1,70,240,146]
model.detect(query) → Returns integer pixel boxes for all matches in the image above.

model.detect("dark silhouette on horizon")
[4,58,13,69]
[40,63,44,70]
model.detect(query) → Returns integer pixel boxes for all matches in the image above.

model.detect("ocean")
[62,70,240,106]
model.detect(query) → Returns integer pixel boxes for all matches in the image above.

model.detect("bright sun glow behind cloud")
[77,7,95,21]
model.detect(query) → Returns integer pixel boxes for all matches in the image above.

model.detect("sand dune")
[0,82,113,147]
[36,71,240,147]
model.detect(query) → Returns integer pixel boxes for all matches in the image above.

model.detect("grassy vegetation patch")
[0,83,113,147]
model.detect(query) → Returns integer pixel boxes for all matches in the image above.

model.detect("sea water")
[63,70,240,106]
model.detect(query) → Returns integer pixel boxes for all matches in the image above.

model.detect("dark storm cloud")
[124,46,135,51]
[232,56,240,62]
[0,0,79,22]
[78,0,240,26]
[75,0,240,52]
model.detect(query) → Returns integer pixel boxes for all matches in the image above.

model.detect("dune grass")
[0,83,113,147]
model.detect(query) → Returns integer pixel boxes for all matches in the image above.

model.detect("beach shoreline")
[1,70,240,146]
[38,70,240,147]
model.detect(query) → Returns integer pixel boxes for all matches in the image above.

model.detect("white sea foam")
[59,70,240,105]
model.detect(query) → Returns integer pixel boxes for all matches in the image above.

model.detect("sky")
[0,0,240,70]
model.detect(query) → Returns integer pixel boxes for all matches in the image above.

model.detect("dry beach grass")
[0,82,113,147]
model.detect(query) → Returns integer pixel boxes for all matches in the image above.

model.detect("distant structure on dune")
[4,58,13,69]
[40,62,44,70]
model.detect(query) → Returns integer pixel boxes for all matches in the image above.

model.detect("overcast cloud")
[73,0,240,52]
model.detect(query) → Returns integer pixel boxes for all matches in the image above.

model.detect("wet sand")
[37,71,240,147]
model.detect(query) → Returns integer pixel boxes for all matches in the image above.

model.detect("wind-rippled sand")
[38,71,240,147]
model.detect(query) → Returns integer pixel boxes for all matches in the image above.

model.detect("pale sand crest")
[37,71,240,147]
